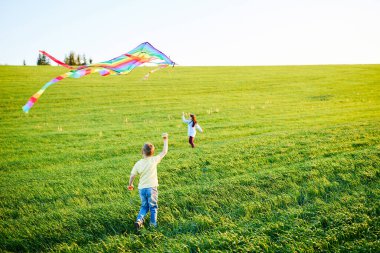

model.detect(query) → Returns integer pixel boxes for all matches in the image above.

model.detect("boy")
[128,133,168,229]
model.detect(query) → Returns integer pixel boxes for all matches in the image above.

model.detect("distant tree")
[64,51,76,66]
[37,53,50,65]
[69,51,76,65]
[42,54,48,65]
[76,55,81,66]
[23,59,26,66]
[64,51,88,66]
[82,54,87,65]
[37,54,41,65]
[89,58,93,64]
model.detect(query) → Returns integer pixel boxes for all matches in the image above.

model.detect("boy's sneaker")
[134,220,143,230]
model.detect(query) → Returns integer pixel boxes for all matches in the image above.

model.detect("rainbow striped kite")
[22,42,175,112]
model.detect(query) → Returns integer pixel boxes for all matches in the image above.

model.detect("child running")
[182,112,203,148]
[128,133,168,229]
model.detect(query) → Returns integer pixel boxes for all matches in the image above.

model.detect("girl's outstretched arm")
[196,124,203,133]
[182,112,191,123]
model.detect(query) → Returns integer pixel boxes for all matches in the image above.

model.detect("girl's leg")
[136,188,149,223]
[189,136,195,148]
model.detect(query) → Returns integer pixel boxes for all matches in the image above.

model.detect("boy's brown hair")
[142,143,155,156]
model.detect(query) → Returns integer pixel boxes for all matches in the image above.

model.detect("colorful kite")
[22,42,175,112]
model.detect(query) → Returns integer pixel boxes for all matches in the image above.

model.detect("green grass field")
[0,65,379,252]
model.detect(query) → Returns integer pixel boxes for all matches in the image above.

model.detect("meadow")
[0,65,379,252]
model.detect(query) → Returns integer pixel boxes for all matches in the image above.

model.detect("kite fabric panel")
[22,42,175,112]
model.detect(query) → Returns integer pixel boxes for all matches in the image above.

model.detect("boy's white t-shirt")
[131,155,161,189]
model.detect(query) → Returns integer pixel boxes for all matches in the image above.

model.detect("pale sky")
[0,0,379,66]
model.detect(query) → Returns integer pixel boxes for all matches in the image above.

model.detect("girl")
[182,112,203,148]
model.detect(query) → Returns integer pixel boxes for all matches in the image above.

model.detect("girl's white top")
[182,115,203,137]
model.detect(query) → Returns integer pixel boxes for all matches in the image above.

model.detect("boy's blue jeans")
[137,187,158,226]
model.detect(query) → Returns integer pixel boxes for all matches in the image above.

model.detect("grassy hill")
[0,65,379,252]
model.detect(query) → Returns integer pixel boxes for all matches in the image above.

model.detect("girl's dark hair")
[190,114,197,127]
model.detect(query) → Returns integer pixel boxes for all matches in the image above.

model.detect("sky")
[0,0,379,66]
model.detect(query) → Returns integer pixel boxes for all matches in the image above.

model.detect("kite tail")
[22,72,73,113]
[39,50,75,69]
[143,65,169,80]
[22,89,45,112]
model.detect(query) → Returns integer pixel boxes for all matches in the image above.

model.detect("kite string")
[143,65,169,80]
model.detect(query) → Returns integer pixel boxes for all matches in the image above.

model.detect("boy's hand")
[128,185,134,191]
[162,133,168,140]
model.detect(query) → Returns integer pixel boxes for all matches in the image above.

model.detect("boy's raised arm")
[158,133,169,160]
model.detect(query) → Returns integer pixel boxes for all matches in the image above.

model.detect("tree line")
[36,52,92,66]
